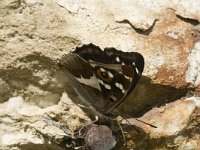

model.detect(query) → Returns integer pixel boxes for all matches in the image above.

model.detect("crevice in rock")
[117,19,158,35]
[118,76,190,117]
[176,15,200,26]
[0,53,58,91]
[0,53,63,107]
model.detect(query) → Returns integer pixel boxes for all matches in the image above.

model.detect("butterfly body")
[58,44,144,116]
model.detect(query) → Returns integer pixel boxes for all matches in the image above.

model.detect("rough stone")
[119,97,200,149]
[0,79,11,102]
[85,125,116,150]
[0,0,200,149]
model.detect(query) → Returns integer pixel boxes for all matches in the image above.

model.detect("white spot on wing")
[108,71,114,78]
[99,67,114,79]
[120,71,130,80]
[104,84,111,89]
[76,75,101,90]
[116,57,120,62]
[100,67,105,72]
[115,82,126,93]
[135,67,139,74]
[124,75,130,80]
[109,95,117,101]
[98,79,111,89]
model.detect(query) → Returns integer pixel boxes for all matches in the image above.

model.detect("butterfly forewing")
[58,54,106,108]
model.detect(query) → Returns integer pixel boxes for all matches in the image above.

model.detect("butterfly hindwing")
[91,63,135,114]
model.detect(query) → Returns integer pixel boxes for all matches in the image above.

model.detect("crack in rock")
[176,15,200,26]
[117,19,158,35]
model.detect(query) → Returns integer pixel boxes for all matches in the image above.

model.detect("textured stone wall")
[0,0,200,149]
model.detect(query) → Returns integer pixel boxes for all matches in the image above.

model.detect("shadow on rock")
[117,76,189,117]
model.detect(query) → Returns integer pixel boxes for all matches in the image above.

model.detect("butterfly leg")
[116,117,127,145]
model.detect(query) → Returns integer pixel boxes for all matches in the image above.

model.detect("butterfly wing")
[58,53,108,116]
[73,44,144,114]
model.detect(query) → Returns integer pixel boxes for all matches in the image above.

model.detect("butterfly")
[58,44,144,118]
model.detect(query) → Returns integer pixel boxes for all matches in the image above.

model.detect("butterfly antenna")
[120,118,141,133]
[122,114,157,128]
[115,116,143,146]
[134,118,157,128]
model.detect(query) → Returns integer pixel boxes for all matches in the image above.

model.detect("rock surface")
[0,0,200,149]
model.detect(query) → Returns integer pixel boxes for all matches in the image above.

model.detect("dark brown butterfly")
[58,44,144,117]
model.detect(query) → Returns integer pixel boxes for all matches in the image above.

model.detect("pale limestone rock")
[0,0,200,149]
[121,97,200,149]
[0,0,21,9]
[25,0,43,5]
[186,42,200,86]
